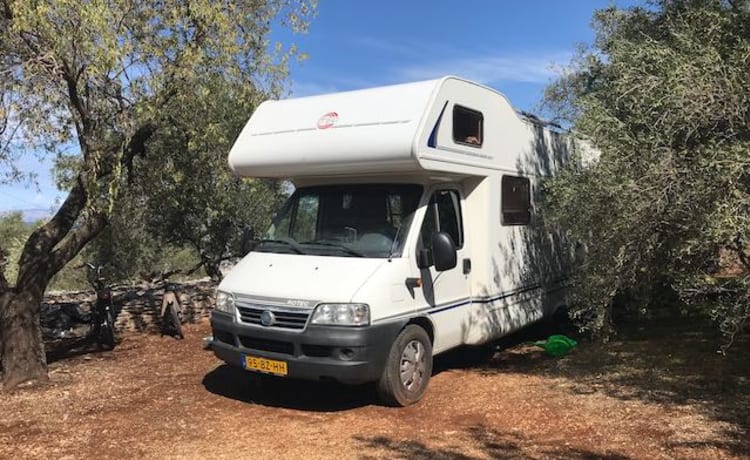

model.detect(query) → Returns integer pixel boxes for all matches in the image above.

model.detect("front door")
[417,186,471,353]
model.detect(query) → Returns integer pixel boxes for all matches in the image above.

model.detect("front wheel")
[376,325,433,407]
[99,309,115,350]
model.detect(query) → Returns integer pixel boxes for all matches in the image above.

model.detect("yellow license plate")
[244,355,288,376]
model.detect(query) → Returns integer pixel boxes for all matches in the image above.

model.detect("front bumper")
[210,311,405,384]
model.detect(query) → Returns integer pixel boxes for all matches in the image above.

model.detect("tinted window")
[501,175,531,225]
[453,105,483,147]
[419,189,464,250]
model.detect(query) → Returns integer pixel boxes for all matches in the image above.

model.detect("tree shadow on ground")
[45,337,117,364]
[441,314,750,458]
[434,308,577,374]
[202,364,377,412]
[355,425,630,460]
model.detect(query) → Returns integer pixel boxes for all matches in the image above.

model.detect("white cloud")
[32,192,52,207]
[288,74,384,98]
[289,80,341,98]
[395,51,574,85]
[350,36,425,57]
[290,41,574,100]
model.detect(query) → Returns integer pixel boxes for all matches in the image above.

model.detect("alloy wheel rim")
[399,339,426,391]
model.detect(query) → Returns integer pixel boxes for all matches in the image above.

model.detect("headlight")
[215,290,235,314]
[311,303,369,326]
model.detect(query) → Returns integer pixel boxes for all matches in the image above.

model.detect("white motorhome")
[210,76,575,406]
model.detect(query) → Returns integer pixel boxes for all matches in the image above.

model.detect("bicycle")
[85,263,117,349]
[160,282,184,340]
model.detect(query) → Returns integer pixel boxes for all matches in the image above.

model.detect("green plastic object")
[530,335,578,357]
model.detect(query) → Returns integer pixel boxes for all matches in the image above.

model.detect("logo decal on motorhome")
[317,112,338,129]
[286,299,311,308]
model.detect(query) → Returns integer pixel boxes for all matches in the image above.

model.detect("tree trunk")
[0,288,48,388]
[0,199,108,389]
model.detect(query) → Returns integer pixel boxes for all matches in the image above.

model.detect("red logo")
[317,112,338,129]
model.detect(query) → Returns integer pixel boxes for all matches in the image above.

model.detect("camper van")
[210,76,576,406]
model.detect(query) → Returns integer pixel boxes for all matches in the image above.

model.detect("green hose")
[526,334,578,357]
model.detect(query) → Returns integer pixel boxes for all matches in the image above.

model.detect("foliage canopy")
[0,0,315,388]
[543,0,750,347]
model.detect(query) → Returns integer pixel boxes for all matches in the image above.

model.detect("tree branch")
[16,116,156,274]
[124,122,156,180]
[1,0,12,20]
[48,212,108,275]
[17,176,87,276]
[141,259,206,284]
[61,61,92,155]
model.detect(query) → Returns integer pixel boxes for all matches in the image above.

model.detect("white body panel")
[221,76,578,356]
[228,81,436,177]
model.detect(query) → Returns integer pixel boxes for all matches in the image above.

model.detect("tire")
[99,309,115,350]
[168,302,184,339]
[376,325,433,407]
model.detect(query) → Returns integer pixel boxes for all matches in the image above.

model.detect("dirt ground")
[1,319,748,460]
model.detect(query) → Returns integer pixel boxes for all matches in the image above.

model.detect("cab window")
[419,189,464,250]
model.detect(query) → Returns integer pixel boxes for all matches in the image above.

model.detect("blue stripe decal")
[426,282,568,316]
[373,280,571,323]
[427,101,449,148]
[429,298,473,315]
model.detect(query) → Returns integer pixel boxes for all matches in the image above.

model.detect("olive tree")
[542,0,750,345]
[0,0,315,388]
[136,77,288,281]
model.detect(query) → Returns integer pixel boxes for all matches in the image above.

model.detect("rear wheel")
[166,301,184,339]
[160,300,184,339]
[376,325,433,407]
[99,309,115,350]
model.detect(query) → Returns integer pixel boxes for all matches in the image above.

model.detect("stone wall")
[44,280,217,333]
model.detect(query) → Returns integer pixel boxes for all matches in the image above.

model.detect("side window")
[419,189,464,250]
[501,175,531,225]
[453,105,483,147]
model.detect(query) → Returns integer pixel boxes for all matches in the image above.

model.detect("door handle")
[463,258,471,274]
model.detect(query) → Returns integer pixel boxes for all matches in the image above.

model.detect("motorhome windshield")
[258,184,423,258]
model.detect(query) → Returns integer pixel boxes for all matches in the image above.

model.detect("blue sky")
[0,0,631,218]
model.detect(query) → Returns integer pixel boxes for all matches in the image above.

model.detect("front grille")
[301,344,332,358]
[239,335,294,355]
[236,302,311,330]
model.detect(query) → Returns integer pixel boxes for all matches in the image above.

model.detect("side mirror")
[432,232,457,271]
[241,226,257,254]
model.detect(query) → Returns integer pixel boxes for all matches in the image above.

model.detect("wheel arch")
[405,315,435,345]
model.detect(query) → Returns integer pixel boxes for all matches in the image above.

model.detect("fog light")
[339,348,355,360]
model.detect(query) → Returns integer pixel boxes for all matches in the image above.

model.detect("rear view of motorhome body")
[211,76,575,406]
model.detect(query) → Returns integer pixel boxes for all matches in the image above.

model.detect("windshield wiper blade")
[300,241,366,257]
[257,239,305,254]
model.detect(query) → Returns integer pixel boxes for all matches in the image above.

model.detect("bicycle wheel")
[164,300,184,339]
[99,309,115,349]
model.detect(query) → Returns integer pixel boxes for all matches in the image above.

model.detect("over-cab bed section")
[228,80,440,178]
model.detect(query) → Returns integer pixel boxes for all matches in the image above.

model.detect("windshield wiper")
[300,241,366,257]
[257,239,305,254]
